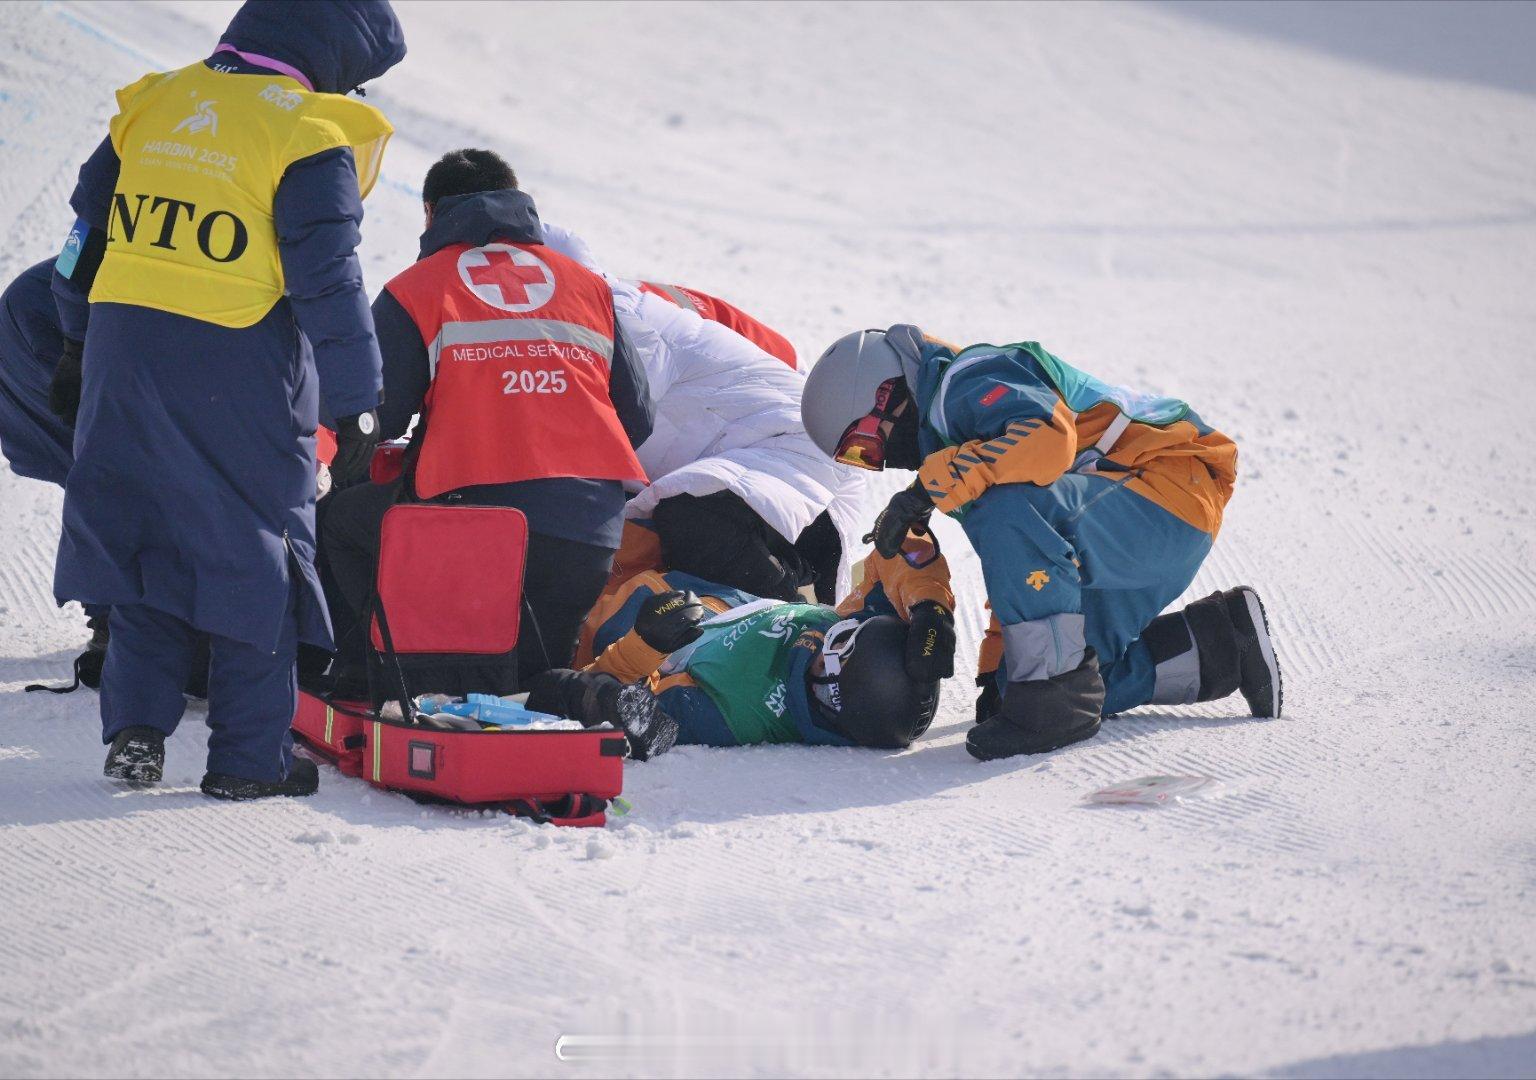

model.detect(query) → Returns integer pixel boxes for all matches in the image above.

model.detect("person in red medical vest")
[635,281,797,368]
[318,149,652,691]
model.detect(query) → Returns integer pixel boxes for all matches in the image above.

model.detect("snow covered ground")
[3,1,1535,1075]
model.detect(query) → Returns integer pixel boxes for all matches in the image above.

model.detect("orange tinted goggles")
[834,377,905,471]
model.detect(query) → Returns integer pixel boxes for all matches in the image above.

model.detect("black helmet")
[808,615,938,748]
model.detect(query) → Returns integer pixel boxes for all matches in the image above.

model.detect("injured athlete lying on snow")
[524,530,958,754]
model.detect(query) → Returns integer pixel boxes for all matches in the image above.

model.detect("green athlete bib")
[673,602,838,744]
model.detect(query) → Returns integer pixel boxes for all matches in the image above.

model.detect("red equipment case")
[291,691,625,826]
[293,499,627,827]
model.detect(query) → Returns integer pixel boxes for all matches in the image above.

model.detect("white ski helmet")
[801,329,907,463]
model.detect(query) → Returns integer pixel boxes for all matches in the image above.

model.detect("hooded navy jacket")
[371,189,654,549]
[51,0,406,652]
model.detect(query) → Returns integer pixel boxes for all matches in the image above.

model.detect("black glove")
[635,590,707,653]
[905,600,955,682]
[863,480,935,559]
[49,337,85,427]
[329,409,380,490]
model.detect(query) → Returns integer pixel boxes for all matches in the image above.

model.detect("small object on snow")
[1087,774,1220,807]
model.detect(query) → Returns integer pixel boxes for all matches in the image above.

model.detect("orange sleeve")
[586,629,668,683]
[600,520,666,598]
[836,532,955,620]
[918,399,1076,513]
[575,568,673,668]
[977,605,1003,679]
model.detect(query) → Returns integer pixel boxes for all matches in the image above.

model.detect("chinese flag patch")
[980,384,1009,407]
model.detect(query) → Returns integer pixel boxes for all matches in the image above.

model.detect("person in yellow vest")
[47,0,406,799]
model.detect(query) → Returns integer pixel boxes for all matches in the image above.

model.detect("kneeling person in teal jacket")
[527,535,958,751]
[800,325,1282,763]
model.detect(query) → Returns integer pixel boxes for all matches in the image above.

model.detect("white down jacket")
[543,223,866,597]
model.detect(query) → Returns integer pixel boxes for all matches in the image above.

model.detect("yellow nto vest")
[91,62,393,329]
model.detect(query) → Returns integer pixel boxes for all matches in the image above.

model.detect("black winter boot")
[104,725,165,784]
[975,673,1001,725]
[25,614,110,695]
[77,614,110,690]
[1224,587,1282,717]
[201,757,320,801]
[1142,588,1282,717]
[966,650,1106,761]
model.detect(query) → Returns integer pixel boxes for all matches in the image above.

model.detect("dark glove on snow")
[864,479,935,559]
[635,590,707,654]
[48,337,84,427]
[905,600,956,682]
[329,410,380,490]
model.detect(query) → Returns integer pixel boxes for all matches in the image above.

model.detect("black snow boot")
[1142,588,1282,717]
[77,614,110,690]
[1224,587,1282,717]
[201,757,320,801]
[975,673,1001,725]
[966,649,1106,761]
[527,669,679,761]
[26,614,110,696]
[103,725,165,784]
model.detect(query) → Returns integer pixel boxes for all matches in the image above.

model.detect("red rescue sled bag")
[292,692,625,825]
[293,503,626,827]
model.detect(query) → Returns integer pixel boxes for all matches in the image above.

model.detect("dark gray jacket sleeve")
[273,146,383,422]
[608,303,653,448]
[372,287,429,440]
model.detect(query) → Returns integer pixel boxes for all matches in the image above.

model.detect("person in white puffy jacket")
[543,223,866,606]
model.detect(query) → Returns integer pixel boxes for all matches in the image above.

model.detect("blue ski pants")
[961,473,1212,714]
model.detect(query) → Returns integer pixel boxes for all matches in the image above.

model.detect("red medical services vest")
[638,281,798,369]
[387,241,648,500]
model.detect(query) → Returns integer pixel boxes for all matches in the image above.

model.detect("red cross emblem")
[457,245,555,312]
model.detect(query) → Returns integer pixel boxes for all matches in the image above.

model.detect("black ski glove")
[864,479,935,559]
[635,590,708,653]
[329,409,380,491]
[905,600,955,682]
[48,337,84,427]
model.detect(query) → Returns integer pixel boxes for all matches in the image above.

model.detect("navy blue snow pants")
[100,586,299,782]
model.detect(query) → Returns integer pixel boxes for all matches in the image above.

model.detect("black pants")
[649,491,843,604]
[318,480,615,684]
